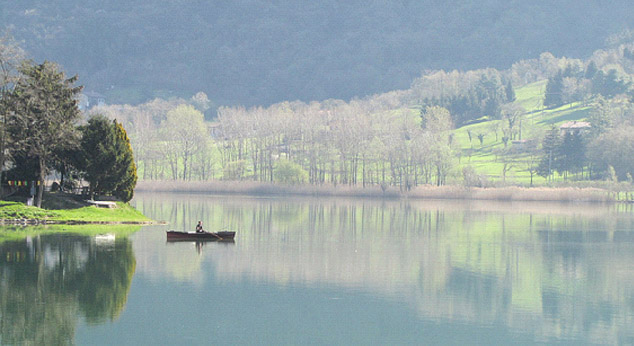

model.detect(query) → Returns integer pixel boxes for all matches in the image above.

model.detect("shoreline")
[135,180,625,203]
[0,219,163,226]
[0,198,156,226]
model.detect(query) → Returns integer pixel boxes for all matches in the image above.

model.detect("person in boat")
[195,221,205,233]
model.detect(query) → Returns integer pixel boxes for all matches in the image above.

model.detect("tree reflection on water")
[0,233,135,344]
[134,194,634,344]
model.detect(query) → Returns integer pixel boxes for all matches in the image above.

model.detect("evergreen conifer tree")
[585,61,598,79]
[544,73,564,108]
[80,115,137,202]
[557,131,586,178]
[537,126,562,179]
[80,115,116,199]
[112,120,137,202]
[505,80,516,102]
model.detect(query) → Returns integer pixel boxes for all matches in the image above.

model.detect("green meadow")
[0,196,151,243]
[452,79,592,185]
[0,198,151,223]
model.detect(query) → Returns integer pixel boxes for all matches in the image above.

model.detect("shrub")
[462,166,489,187]
[274,159,307,184]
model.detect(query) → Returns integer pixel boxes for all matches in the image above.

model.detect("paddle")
[205,230,223,240]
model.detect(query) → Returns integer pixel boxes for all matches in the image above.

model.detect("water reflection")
[165,239,235,256]
[0,233,136,344]
[133,194,634,344]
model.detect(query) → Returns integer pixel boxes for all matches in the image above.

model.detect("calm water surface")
[1,192,634,345]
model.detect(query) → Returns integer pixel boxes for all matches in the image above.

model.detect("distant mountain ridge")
[2,1,633,106]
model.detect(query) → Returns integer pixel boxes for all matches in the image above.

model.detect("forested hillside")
[2,1,634,107]
[72,39,634,189]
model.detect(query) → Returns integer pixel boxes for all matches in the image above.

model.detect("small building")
[559,121,591,135]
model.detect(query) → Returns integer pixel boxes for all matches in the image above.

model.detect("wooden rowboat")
[166,230,236,241]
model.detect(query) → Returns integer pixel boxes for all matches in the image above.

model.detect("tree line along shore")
[86,43,634,193]
[4,36,634,210]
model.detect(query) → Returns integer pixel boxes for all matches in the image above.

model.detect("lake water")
[1,192,634,345]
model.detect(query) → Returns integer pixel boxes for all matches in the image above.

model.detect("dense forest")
[2,1,634,107]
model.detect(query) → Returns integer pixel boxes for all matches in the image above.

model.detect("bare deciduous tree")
[159,105,207,180]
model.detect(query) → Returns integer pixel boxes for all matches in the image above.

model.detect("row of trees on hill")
[411,69,515,125]
[543,44,634,108]
[544,62,631,108]
[0,38,137,204]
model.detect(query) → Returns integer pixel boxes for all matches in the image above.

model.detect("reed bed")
[136,181,615,202]
[407,185,612,202]
[136,180,400,198]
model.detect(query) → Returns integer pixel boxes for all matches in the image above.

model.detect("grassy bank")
[136,180,619,203]
[0,192,152,224]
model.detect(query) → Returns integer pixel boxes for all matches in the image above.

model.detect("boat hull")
[166,230,236,241]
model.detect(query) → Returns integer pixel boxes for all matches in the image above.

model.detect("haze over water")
[2,192,633,344]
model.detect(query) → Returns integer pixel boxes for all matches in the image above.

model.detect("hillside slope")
[452,80,591,184]
[2,1,634,106]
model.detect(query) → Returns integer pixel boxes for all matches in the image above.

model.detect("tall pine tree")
[112,120,137,202]
[537,126,562,180]
[557,131,586,179]
[4,61,82,207]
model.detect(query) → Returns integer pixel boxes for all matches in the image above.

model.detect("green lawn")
[514,79,546,112]
[0,192,151,244]
[0,199,151,223]
[450,79,593,185]
[48,202,150,222]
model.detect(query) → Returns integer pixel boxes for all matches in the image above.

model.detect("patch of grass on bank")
[47,202,151,222]
[0,193,151,223]
[0,201,60,219]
